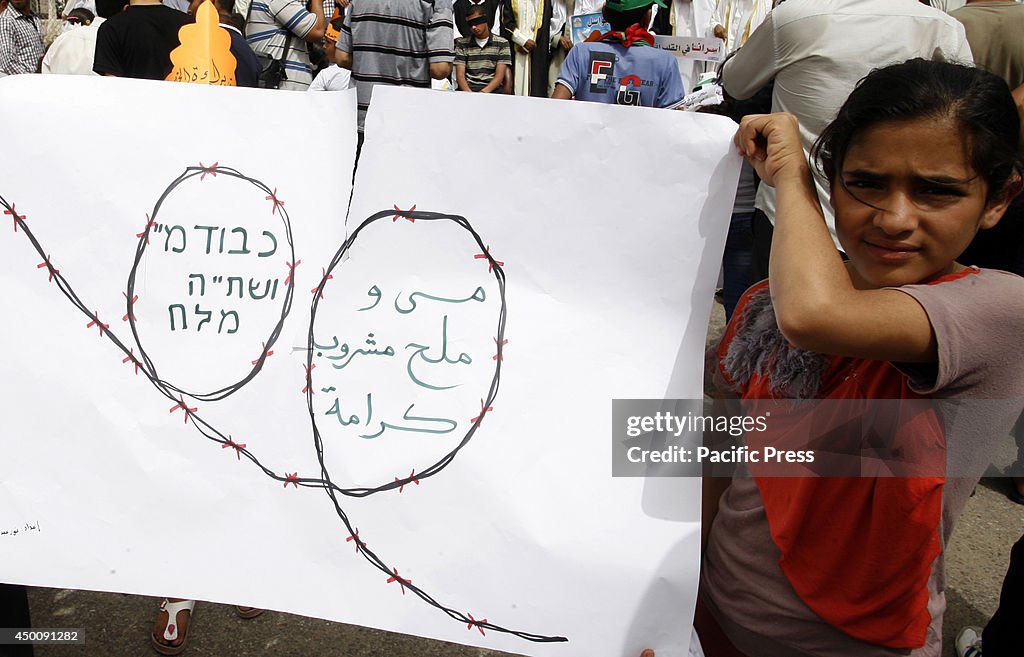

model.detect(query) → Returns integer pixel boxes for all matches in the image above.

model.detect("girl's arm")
[735,114,940,363]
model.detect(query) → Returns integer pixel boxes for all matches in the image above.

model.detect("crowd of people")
[0,0,786,115]
[2,0,1024,656]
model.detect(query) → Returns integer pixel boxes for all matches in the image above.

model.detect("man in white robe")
[502,0,553,95]
[546,0,572,95]
[650,0,714,91]
[709,0,769,54]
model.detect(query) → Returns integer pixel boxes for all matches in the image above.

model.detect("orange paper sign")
[166,0,237,86]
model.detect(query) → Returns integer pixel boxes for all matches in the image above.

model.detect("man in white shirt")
[720,0,973,277]
[309,16,353,91]
[41,12,104,75]
[930,0,968,13]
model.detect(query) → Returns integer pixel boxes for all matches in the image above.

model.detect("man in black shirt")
[93,0,191,79]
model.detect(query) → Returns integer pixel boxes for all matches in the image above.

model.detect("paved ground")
[17,301,1024,657]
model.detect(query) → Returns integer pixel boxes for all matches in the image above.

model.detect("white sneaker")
[955,626,983,657]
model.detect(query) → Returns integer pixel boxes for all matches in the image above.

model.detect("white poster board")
[0,75,741,657]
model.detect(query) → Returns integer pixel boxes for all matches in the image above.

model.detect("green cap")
[604,0,667,11]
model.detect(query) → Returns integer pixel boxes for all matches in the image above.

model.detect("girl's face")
[831,117,1010,289]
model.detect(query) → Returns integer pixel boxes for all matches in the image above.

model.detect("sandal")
[234,606,264,619]
[151,598,195,656]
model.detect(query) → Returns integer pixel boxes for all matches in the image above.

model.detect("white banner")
[0,76,740,657]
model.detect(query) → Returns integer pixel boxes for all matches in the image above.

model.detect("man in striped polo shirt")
[335,0,454,130]
[245,0,326,90]
[455,6,511,92]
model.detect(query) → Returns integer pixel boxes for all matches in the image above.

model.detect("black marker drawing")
[0,164,566,645]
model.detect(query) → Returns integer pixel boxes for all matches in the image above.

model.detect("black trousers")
[0,584,33,657]
[984,532,1024,657]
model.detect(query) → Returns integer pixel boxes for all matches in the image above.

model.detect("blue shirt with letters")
[556,40,685,108]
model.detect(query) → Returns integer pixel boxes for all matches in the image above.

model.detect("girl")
[698,59,1024,657]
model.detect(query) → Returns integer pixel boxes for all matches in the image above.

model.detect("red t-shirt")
[714,272,977,648]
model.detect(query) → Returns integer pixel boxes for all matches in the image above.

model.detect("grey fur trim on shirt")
[721,286,829,400]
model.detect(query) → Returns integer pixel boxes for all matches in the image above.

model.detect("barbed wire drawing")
[0,163,566,645]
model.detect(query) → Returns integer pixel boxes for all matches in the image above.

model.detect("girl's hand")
[734,113,808,188]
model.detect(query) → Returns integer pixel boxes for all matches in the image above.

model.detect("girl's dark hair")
[813,58,1022,201]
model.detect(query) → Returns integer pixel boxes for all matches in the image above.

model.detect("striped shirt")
[245,0,319,89]
[0,4,43,75]
[455,34,510,91]
[338,0,454,127]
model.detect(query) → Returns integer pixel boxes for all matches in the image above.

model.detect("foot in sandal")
[151,598,195,656]
[234,606,264,619]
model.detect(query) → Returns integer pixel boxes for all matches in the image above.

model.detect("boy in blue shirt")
[551,0,684,108]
